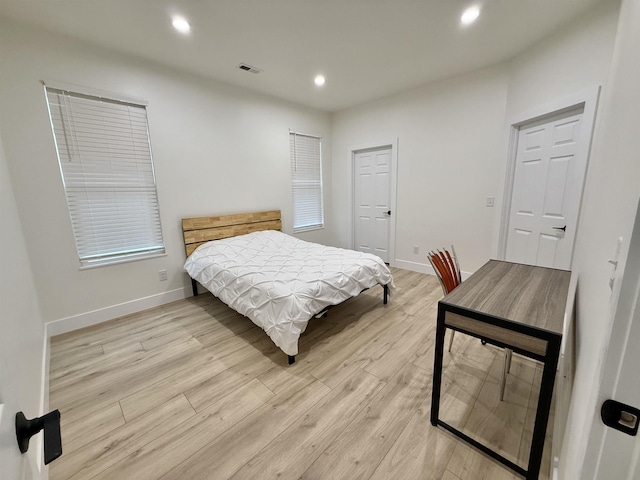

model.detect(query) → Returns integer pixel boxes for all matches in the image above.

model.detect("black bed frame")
[191,279,389,365]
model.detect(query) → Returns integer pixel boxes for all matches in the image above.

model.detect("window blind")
[290,132,324,232]
[45,87,165,267]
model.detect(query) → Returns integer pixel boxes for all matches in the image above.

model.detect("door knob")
[553,225,566,232]
[384,210,391,216]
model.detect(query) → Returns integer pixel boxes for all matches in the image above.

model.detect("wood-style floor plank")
[60,402,125,455]
[368,397,457,480]
[462,354,532,466]
[119,350,227,421]
[49,267,554,480]
[160,376,331,480]
[52,338,204,425]
[49,343,104,375]
[229,368,385,480]
[50,306,177,354]
[300,362,431,480]
[91,379,274,480]
[446,442,520,480]
[50,336,201,394]
[363,314,432,382]
[51,395,195,480]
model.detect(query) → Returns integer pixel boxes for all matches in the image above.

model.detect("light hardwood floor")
[49,268,553,480]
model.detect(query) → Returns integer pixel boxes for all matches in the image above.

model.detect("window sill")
[293,225,324,234]
[79,251,167,270]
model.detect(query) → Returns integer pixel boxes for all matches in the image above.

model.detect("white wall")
[331,66,510,274]
[0,20,331,328]
[503,1,620,120]
[557,0,640,475]
[0,134,48,479]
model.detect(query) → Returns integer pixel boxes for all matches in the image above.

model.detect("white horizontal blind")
[46,87,165,267]
[290,132,324,232]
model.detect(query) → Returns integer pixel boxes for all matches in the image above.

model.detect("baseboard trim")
[46,288,189,337]
[393,259,432,275]
[40,326,50,414]
[393,259,472,280]
[35,325,50,475]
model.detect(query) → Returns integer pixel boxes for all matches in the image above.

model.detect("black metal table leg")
[526,337,561,479]
[431,303,447,426]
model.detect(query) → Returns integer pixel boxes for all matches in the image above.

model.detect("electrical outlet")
[158,269,167,281]
[486,196,495,207]
[413,245,420,255]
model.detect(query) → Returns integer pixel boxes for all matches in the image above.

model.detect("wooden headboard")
[182,210,282,257]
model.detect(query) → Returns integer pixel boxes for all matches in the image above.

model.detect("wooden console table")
[430,260,571,480]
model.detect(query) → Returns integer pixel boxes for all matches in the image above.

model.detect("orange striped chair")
[427,247,462,352]
[428,247,512,400]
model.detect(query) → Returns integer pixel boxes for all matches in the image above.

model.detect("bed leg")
[288,355,296,365]
[383,284,388,305]
[191,278,198,297]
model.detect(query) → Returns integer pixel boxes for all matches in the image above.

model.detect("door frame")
[348,139,398,266]
[497,86,601,264]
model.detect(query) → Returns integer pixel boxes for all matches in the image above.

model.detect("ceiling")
[0,0,609,112]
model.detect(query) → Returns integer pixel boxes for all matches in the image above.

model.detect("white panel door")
[0,404,29,480]
[354,148,391,263]
[593,280,640,480]
[506,108,586,269]
[583,199,640,480]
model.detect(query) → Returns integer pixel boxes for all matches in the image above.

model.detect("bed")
[182,210,394,364]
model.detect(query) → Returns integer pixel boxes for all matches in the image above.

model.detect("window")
[45,83,165,268]
[290,132,324,232]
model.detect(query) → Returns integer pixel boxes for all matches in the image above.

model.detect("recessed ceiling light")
[314,75,326,87]
[172,16,191,34]
[460,6,480,25]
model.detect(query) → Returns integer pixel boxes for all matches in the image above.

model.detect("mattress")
[184,230,394,356]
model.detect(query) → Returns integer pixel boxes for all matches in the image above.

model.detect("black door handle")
[601,399,640,436]
[385,210,391,215]
[553,225,566,232]
[16,410,63,464]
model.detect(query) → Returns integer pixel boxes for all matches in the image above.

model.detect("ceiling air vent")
[237,63,263,74]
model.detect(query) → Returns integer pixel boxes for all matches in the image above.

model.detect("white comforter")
[184,230,394,356]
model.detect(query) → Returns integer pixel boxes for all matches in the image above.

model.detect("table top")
[441,260,571,335]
